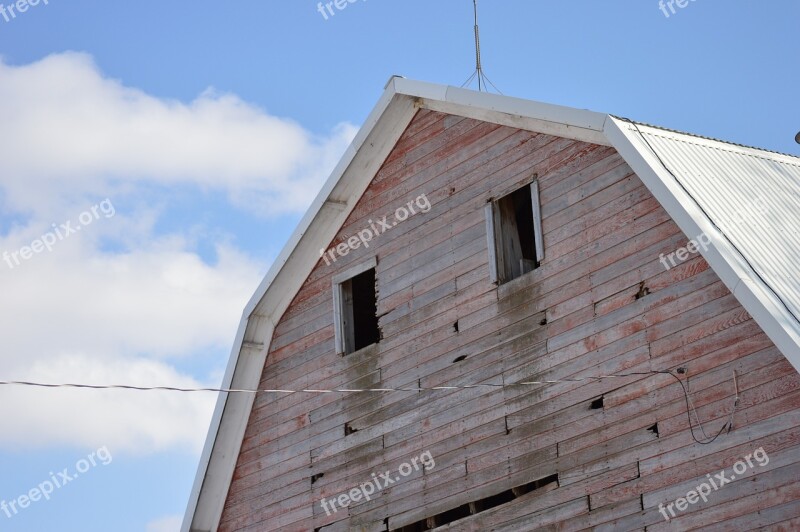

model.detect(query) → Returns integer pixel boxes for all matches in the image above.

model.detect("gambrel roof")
[182,77,800,532]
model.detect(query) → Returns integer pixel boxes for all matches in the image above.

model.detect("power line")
[1,372,659,394]
[0,369,738,445]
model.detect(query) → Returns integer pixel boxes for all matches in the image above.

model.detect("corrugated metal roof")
[630,122,800,324]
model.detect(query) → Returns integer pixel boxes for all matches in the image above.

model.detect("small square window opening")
[333,259,379,355]
[485,181,544,284]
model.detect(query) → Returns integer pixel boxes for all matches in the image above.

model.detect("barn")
[183,77,800,531]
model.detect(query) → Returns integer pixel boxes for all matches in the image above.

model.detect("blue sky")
[0,1,797,530]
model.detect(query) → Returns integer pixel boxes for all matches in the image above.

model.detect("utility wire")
[0,369,737,445]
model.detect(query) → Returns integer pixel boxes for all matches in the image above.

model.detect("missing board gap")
[635,281,650,300]
[393,473,558,531]
[590,396,604,410]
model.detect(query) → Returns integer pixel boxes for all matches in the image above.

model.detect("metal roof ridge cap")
[617,119,800,165]
[391,78,608,132]
[442,84,607,131]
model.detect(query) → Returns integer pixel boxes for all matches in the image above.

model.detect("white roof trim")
[183,79,800,531]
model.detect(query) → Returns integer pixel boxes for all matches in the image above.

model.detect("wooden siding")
[218,110,800,531]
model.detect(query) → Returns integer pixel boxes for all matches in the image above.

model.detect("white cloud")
[0,231,249,453]
[1,239,261,361]
[0,52,357,217]
[146,515,184,532]
[0,52,355,453]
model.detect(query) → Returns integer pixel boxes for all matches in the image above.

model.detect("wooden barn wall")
[218,110,800,531]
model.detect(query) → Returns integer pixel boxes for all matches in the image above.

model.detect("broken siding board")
[467,497,590,531]
[530,180,545,264]
[312,123,516,290]
[703,499,800,532]
[646,463,800,531]
[643,391,800,485]
[544,183,652,247]
[542,167,641,236]
[371,116,484,187]
[545,196,663,261]
[592,414,798,507]
[538,153,630,214]
[605,342,783,413]
[485,202,499,283]
[378,224,486,309]
[557,499,644,531]
[357,120,509,216]
[535,143,617,193]
[378,213,487,286]
[594,426,800,511]
[319,418,505,499]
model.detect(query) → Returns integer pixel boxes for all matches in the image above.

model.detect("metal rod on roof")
[460,0,502,94]
[473,0,483,92]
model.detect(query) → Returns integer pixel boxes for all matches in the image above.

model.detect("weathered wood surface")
[218,109,799,531]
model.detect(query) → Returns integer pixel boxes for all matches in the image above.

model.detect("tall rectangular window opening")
[333,258,380,355]
[485,180,544,284]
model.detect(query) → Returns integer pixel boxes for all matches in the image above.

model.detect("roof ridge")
[614,116,800,162]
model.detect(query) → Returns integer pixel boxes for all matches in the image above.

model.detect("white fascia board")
[183,325,271,532]
[181,313,252,532]
[605,116,800,369]
[392,77,449,101]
